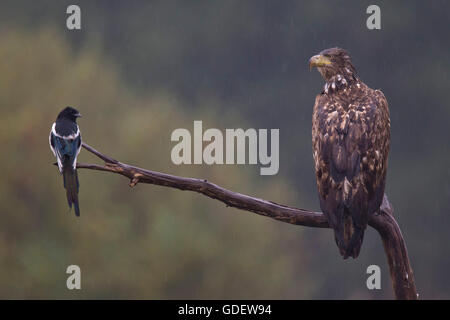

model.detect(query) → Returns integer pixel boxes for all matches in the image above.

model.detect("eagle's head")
[309,48,358,92]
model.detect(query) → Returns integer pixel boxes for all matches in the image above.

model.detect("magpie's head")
[57,106,82,122]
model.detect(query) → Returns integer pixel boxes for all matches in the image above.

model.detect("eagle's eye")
[323,54,334,62]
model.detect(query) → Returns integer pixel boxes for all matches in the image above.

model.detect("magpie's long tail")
[63,163,80,217]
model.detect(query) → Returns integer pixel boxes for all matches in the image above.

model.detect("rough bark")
[75,142,418,300]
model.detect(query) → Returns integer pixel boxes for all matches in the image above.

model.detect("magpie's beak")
[76,113,82,118]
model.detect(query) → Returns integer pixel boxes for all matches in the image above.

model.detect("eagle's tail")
[344,225,364,259]
[334,208,365,259]
[63,159,80,217]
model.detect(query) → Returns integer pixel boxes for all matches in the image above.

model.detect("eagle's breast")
[312,81,390,228]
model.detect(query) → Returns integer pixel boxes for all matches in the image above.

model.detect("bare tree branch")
[76,142,418,300]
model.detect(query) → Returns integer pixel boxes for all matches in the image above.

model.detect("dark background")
[0,0,448,299]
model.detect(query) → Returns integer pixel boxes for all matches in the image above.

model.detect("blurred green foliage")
[0,1,449,299]
[0,27,312,299]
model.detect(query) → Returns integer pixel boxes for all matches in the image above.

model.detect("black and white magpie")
[49,106,82,216]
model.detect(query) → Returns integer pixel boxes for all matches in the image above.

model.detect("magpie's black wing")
[49,124,82,216]
[52,132,81,169]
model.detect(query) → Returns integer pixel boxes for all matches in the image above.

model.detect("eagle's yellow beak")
[309,55,331,70]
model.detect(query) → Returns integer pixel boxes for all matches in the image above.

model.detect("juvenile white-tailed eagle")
[309,48,390,259]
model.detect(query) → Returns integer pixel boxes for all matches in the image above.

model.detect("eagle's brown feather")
[311,48,390,259]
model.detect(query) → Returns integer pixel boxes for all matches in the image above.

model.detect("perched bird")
[309,48,390,259]
[49,106,82,216]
